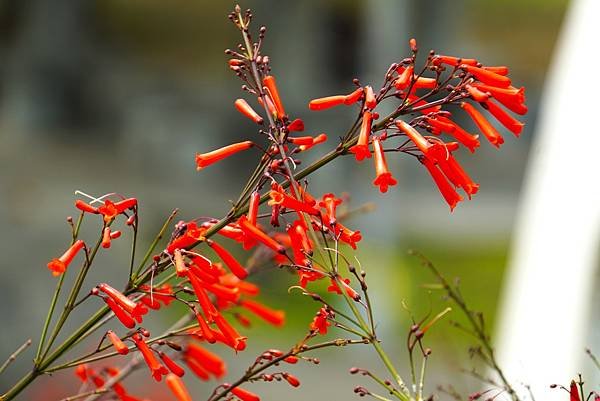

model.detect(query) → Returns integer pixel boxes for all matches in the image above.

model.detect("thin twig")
[0,340,32,375]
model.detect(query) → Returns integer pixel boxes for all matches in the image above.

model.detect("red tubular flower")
[75,200,99,214]
[107,330,129,355]
[283,373,300,387]
[421,157,463,211]
[472,83,527,115]
[132,333,168,381]
[570,381,581,401]
[231,386,261,401]
[185,357,210,380]
[461,64,511,88]
[75,364,89,382]
[98,198,137,223]
[413,76,437,90]
[140,294,161,310]
[310,307,331,335]
[461,102,504,148]
[372,137,398,193]
[298,133,327,151]
[482,99,524,136]
[160,353,186,377]
[395,120,433,154]
[263,75,286,119]
[483,65,509,75]
[166,222,206,254]
[47,239,85,276]
[268,189,320,216]
[102,227,112,249]
[204,282,240,303]
[194,308,216,343]
[185,269,218,318]
[166,374,192,401]
[432,55,478,67]
[247,191,260,226]
[207,240,248,280]
[319,193,342,226]
[240,299,285,326]
[364,85,377,109]
[103,297,136,328]
[185,342,227,377]
[394,65,414,90]
[288,136,315,146]
[430,116,480,153]
[432,148,480,199]
[349,111,372,161]
[238,215,285,254]
[336,222,362,249]
[212,312,247,351]
[465,84,490,103]
[98,283,147,322]
[234,98,264,125]
[220,274,260,295]
[287,118,305,132]
[195,141,254,171]
[308,95,346,111]
[344,87,364,105]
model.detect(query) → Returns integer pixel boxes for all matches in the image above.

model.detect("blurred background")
[0,0,590,400]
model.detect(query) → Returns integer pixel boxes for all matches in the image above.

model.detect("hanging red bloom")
[107,330,129,355]
[240,299,285,326]
[372,137,398,193]
[319,193,342,226]
[421,156,463,211]
[268,189,320,216]
[570,381,581,401]
[103,297,136,329]
[195,141,254,171]
[310,307,331,335]
[481,99,524,136]
[234,98,264,125]
[461,102,504,148]
[159,353,186,377]
[184,342,227,378]
[349,111,372,161]
[207,240,248,280]
[472,83,527,115]
[231,386,261,401]
[430,116,480,153]
[98,198,137,223]
[237,215,285,254]
[132,333,169,382]
[98,283,147,323]
[308,95,346,111]
[166,374,193,401]
[47,239,85,276]
[461,64,511,88]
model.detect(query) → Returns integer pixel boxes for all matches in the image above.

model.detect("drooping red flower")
[132,333,169,382]
[240,299,285,326]
[166,374,193,401]
[481,99,524,136]
[461,102,504,148]
[159,353,186,377]
[283,373,301,387]
[349,111,372,161]
[234,98,264,125]
[207,240,248,280]
[195,141,254,171]
[231,386,261,401]
[103,297,136,329]
[237,215,285,254]
[47,239,85,276]
[421,156,463,211]
[166,222,206,254]
[461,64,512,88]
[107,330,129,355]
[310,307,331,335]
[319,193,342,226]
[98,283,147,323]
[184,342,227,378]
[372,137,398,193]
[395,120,434,155]
[430,116,480,153]
[472,83,527,115]
[268,189,320,216]
[570,381,581,401]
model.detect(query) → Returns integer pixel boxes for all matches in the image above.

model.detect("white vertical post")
[495,0,600,399]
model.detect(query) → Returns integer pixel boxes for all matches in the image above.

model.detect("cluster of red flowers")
[36,7,528,401]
